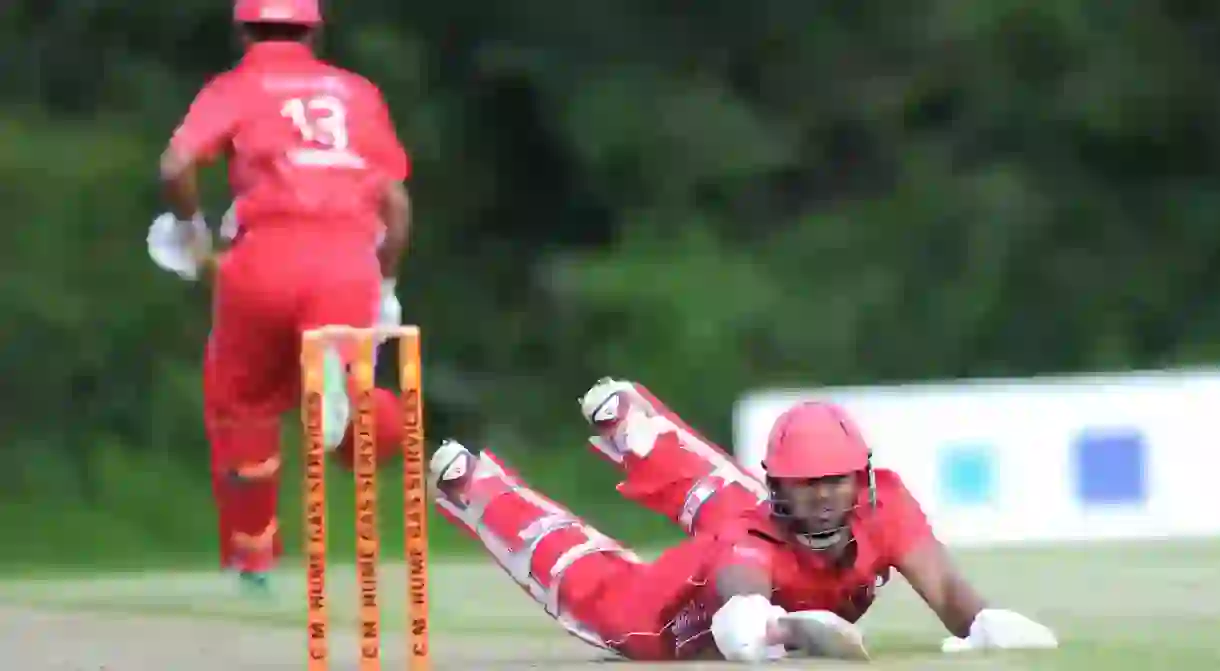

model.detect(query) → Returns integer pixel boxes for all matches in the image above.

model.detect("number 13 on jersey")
[281,95,349,150]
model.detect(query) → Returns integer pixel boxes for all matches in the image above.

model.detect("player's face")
[778,474,857,537]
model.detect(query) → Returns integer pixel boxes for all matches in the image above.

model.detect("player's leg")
[331,387,404,470]
[204,259,300,590]
[429,440,637,653]
[295,258,403,460]
[578,378,768,536]
[430,440,724,660]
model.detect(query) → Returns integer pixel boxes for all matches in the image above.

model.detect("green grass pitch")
[2,539,1218,668]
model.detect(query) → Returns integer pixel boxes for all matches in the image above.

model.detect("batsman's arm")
[158,147,219,280]
[709,537,793,657]
[900,530,1056,651]
[159,148,202,222]
[377,179,411,279]
[882,474,986,638]
[367,85,412,281]
[713,559,772,602]
[896,538,985,638]
[158,79,237,279]
[161,78,235,219]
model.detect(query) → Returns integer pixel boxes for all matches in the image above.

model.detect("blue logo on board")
[1072,426,1147,505]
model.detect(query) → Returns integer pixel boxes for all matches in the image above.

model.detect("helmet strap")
[866,450,877,508]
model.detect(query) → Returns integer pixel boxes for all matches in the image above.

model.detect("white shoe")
[429,439,476,506]
[779,611,870,661]
[578,377,636,427]
[579,377,641,462]
[320,345,350,451]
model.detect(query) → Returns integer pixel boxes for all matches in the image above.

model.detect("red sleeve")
[875,470,935,563]
[365,85,409,181]
[712,512,781,577]
[721,532,775,573]
[170,76,240,163]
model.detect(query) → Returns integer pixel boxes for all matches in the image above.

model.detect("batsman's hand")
[941,608,1058,653]
[710,594,788,662]
[147,212,215,282]
[779,610,871,660]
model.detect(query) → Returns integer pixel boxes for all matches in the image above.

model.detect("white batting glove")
[710,595,787,662]
[147,212,213,281]
[941,608,1058,653]
[780,610,870,660]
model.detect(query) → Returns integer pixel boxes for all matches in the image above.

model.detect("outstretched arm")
[875,472,986,638]
[896,539,985,638]
[891,514,1057,651]
[899,541,1058,651]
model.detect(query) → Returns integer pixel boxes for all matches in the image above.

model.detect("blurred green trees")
[5,2,1220,563]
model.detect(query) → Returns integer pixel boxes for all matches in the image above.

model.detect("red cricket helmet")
[234,0,322,25]
[764,401,870,478]
[763,401,876,549]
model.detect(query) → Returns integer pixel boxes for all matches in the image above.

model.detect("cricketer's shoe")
[579,377,637,430]
[779,610,870,661]
[320,344,350,451]
[237,569,272,598]
[429,439,477,508]
[579,377,673,463]
[579,377,639,462]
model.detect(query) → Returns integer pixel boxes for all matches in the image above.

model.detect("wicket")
[301,325,430,671]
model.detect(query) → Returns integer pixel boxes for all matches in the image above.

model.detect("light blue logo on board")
[938,442,997,506]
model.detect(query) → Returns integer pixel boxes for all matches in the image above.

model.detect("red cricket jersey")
[716,468,934,622]
[604,469,934,662]
[170,42,409,245]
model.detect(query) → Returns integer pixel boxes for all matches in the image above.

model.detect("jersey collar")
[240,41,315,67]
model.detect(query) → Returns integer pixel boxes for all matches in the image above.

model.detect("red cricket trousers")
[436,384,768,660]
[203,228,399,571]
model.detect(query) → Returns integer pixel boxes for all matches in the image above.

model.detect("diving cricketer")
[428,379,1059,661]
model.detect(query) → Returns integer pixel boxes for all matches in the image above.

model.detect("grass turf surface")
[2,539,1219,669]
